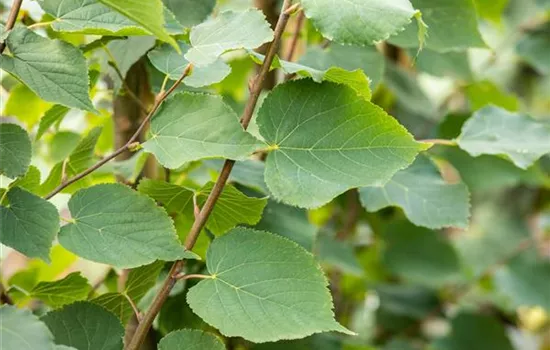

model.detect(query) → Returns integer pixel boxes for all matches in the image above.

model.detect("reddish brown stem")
[0,0,23,54]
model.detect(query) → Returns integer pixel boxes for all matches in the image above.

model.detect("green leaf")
[30,272,91,308]
[257,80,427,208]
[148,41,231,87]
[516,23,550,74]
[299,44,385,88]
[8,165,42,194]
[125,260,165,303]
[494,252,550,312]
[42,301,125,350]
[435,313,514,350]
[249,51,372,100]
[59,183,197,268]
[316,232,363,276]
[185,10,274,66]
[158,329,225,350]
[137,179,194,214]
[301,0,419,46]
[162,0,216,27]
[187,228,352,342]
[36,105,70,140]
[91,293,134,324]
[414,49,472,80]
[1,187,60,262]
[380,221,461,286]
[465,81,519,111]
[0,305,55,350]
[67,127,102,174]
[390,0,487,52]
[98,0,178,49]
[1,27,95,112]
[142,92,262,169]
[457,105,550,169]
[474,0,509,24]
[255,199,317,251]
[0,123,31,178]
[4,83,52,127]
[359,156,470,229]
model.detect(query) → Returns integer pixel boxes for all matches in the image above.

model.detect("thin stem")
[124,2,293,349]
[44,64,193,200]
[421,139,458,146]
[123,293,142,322]
[283,11,304,82]
[0,0,23,53]
[174,273,212,280]
[27,21,54,30]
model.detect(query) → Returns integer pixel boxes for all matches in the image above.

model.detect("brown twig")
[44,64,193,200]
[0,0,23,54]
[124,2,294,349]
[283,11,304,82]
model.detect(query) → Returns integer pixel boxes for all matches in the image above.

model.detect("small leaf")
[125,260,165,303]
[187,228,353,343]
[42,301,125,350]
[359,156,470,229]
[162,0,216,27]
[59,183,197,268]
[91,293,134,324]
[30,272,91,308]
[148,41,231,87]
[98,0,178,49]
[185,9,274,66]
[158,329,225,350]
[137,179,194,214]
[143,92,262,169]
[0,187,60,262]
[465,81,519,111]
[0,123,31,178]
[301,0,418,46]
[316,232,363,276]
[0,305,55,350]
[457,105,550,169]
[1,27,95,112]
[257,80,427,208]
[389,0,487,52]
[36,105,70,140]
[516,23,550,75]
[8,165,41,194]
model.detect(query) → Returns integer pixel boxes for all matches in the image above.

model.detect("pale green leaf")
[0,123,31,178]
[158,329,225,350]
[163,0,216,27]
[143,92,263,169]
[516,23,550,74]
[0,187,60,262]
[316,232,363,276]
[381,221,461,286]
[494,252,550,312]
[389,0,487,52]
[204,159,268,194]
[474,0,509,24]
[42,301,125,350]
[125,260,165,303]
[255,199,317,251]
[465,81,519,111]
[91,293,134,324]
[0,305,55,350]
[36,105,70,140]
[98,0,177,49]
[301,0,418,46]
[359,156,470,229]
[257,80,427,208]
[30,272,91,308]
[187,228,352,342]
[4,83,52,127]
[185,10,274,66]
[59,183,197,268]
[414,49,472,80]
[148,41,231,87]
[457,105,550,169]
[299,44,385,88]
[1,27,95,112]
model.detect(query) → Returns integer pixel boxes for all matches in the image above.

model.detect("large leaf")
[98,0,177,48]
[257,80,427,208]
[359,156,470,229]
[58,183,197,268]
[457,105,550,169]
[42,302,125,350]
[185,10,274,66]
[187,228,352,342]
[0,187,60,262]
[158,329,225,350]
[0,305,55,350]
[389,0,486,51]
[1,27,95,111]
[148,41,231,87]
[142,92,262,169]
[301,0,420,46]
[0,123,31,178]
[30,272,91,308]
[162,0,216,27]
